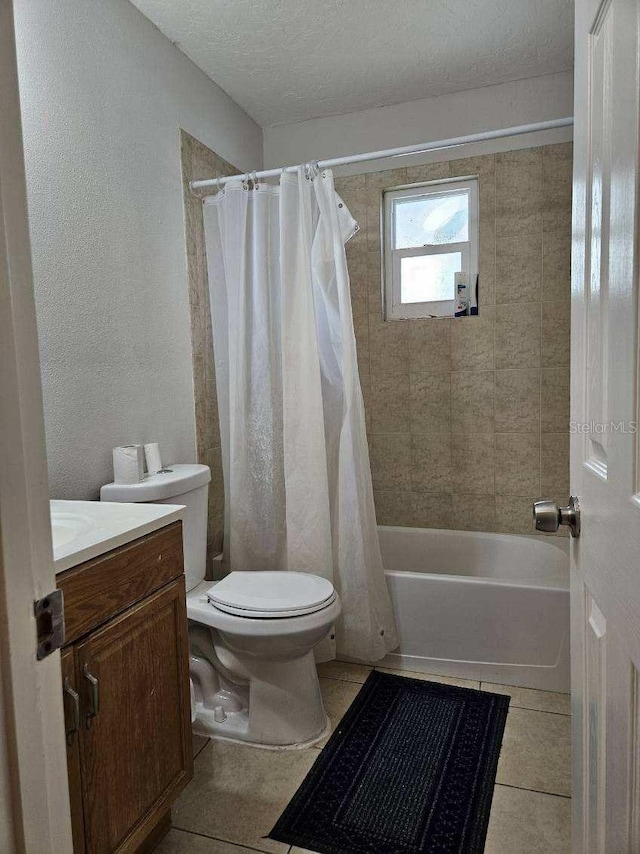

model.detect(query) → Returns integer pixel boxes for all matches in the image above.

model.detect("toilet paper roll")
[112,445,144,484]
[144,442,163,474]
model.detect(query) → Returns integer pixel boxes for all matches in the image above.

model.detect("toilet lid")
[206,571,336,618]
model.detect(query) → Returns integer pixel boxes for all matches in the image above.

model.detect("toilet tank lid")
[100,463,211,502]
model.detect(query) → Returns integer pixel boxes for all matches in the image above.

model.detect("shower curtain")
[203,165,397,662]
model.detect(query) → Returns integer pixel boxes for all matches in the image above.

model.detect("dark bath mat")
[269,670,510,854]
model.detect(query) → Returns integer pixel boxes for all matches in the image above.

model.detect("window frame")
[382,177,479,320]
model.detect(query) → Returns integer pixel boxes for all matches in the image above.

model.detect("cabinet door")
[76,579,193,853]
[61,647,86,853]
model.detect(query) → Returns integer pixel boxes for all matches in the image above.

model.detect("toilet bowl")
[188,574,341,747]
[101,464,340,749]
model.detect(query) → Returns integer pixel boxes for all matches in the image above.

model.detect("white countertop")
[51,499,185,573]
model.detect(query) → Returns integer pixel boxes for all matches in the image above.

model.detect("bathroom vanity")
[53,503,192,853]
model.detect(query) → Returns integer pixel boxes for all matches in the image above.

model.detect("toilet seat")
[206,571,336,618]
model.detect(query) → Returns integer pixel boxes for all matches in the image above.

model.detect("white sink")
[50,508,95,550]
[50,499,185,573]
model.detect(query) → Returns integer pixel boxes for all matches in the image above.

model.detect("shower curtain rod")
[189,117,573,195]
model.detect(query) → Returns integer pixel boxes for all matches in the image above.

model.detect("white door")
[571,0,640,850]
[0,1,73,850]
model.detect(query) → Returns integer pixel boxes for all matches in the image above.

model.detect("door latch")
[34,589,65,659]
[533,496,581,538]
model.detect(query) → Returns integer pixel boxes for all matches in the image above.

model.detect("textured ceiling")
[130,0,574,128]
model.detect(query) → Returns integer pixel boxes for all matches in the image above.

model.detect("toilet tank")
[100,464,211,592]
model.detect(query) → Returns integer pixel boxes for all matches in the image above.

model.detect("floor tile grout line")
[478,680,570,698]
[317,674,369,685]
[321,671,571,712]
[193,738,211,760]
[504,706,571,717]
[496,782,571,800]
[170,824,274,852]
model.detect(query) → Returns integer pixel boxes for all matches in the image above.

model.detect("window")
[382,178,479,319]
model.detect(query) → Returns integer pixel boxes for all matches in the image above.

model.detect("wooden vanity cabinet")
[57,522,193,853]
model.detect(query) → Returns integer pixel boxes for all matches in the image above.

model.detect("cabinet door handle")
[63,677,80,745]
[83,663,99,727]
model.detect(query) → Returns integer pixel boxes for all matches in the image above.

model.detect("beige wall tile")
[495,494,538,535]
[405,161,450,184]
[353,313,370,379]
[369,433,412,491]
[360,374,372,433]
[542,300,571,367]
[541,368,570,432]
[542,229,571,301]
[411,434,452,492]
[408,318,451,373]
[495,433,540,495]
[495,234,542,304]
[350,144,571,534]
[540,433,570,495]
[451,434,495,494]
[450,154,496,179]
[496,148,543,237]
[452,494,496,531]
[365,168,407,250]
[410,373,451,433]
[334,172,365,197]
[495,303,541,370]
[353,147,569,535]
[366,249,383,316]
[369,373,410,433]
[373,490,414,526]
[494,369,540,433]
[450,310,494,371]
[204,447,224,554]
[189,286,207,357]
[543,142,573,226]
[451,370,494,433]
[411,493,453,529]
[478,236,496,306]
[334,173,367,232]
[182,132,237,553]
[369,313,409,374]
[345,242,369,317]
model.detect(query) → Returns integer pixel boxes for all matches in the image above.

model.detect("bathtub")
[378,526,570,692]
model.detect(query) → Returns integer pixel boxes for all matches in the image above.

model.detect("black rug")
[269,670,510,854]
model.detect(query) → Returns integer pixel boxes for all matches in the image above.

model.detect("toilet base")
[193,707,331,751]
[190,641,331,749]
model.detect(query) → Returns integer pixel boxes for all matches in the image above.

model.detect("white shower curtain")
[203,166,397,662]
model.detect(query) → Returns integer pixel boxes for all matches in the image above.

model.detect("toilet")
[100,463,340,748]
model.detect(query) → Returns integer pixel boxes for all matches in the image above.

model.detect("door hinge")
[34,589,65,660]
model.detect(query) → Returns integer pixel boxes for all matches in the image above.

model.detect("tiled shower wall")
[182,136,572,548]
[334,143,572,535]
[181,130,240,567]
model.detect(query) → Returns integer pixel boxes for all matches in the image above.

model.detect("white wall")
[13,0,262,500]
[264,71,574,173]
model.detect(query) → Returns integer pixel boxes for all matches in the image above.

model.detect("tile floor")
[156,662,571,854]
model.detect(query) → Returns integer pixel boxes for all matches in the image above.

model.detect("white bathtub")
[378,526,570,692]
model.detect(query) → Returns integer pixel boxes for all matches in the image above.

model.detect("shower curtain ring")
[303,161,319,181]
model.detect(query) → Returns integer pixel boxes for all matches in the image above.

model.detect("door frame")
[0,0,73,850]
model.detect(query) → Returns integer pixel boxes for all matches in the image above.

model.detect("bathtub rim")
[378,524,570,590]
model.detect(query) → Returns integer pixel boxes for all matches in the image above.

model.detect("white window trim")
[382,177,479,320]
